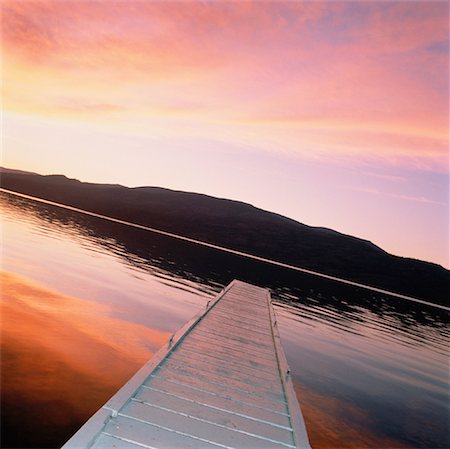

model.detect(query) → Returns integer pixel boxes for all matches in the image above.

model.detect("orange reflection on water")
[1,270,171,446]
[293,382,410,449]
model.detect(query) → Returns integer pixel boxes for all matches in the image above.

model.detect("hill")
[1,168,448,305]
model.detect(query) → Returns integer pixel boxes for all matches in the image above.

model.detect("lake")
[1,190,448,448]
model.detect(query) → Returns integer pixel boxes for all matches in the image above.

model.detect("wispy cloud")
[57,100,124,114]
[348,186,446,206]
[358,171,407,184]
[3,0,447,173]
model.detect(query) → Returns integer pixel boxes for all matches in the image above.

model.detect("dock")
[62,280,311,449]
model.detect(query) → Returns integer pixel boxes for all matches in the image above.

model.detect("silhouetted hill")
[1,168,448,305]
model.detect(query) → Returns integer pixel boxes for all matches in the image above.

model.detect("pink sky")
[2,1,449,268]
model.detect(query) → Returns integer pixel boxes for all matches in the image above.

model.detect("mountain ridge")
[1,167,448,305]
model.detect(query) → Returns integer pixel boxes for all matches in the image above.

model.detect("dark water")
[1,191,449,449]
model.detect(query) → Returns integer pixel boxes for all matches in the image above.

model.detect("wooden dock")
[62,280,311,449]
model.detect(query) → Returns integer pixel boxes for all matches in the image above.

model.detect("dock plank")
[166,353,283,390]
[62,280,311,448]
[139,382,292,428]
[134,389,294,444]
[121,401,295,449]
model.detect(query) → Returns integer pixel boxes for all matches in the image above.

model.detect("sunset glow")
[0,269,171,444]
[2,1,449,267]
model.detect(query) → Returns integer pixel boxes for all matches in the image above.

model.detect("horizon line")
[1,187,448,312]
[2,165,447,269]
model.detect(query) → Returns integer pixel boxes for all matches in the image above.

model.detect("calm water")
[1,191,449,449]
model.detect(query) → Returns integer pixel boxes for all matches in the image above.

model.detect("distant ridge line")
[2,187,448,312]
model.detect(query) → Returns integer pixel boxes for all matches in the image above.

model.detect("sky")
[2,0,449,268]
